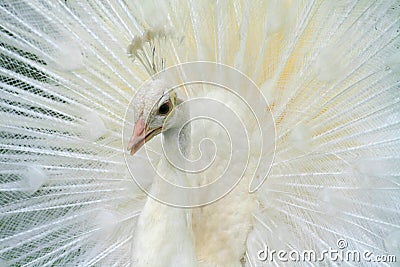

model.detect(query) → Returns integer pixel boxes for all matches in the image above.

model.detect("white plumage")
[0,0,400,266]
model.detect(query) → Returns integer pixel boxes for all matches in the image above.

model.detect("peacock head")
[128,79,180,155]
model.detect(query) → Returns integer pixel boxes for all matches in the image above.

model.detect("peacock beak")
[128,116,161,155]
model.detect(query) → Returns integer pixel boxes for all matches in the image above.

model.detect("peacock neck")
[150,105,192,200]
[155,102,192,186]
[131,105,197,266]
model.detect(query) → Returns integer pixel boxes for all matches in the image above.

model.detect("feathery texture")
[0,0,399,266]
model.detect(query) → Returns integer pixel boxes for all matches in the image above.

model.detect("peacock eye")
[158,102,170,115]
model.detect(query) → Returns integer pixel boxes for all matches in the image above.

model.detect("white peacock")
[0,1,399,267]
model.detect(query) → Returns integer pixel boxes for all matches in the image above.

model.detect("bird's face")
[128,80,178,155]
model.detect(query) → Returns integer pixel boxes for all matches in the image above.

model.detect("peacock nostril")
[128,117,146,155]
[133,117,145,137]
